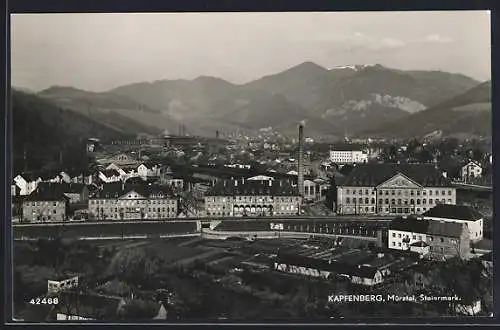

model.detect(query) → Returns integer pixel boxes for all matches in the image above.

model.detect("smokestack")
[298,122,305,196]
[216,130,220,139]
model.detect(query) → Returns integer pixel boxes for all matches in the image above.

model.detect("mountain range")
[12,90,134,174]
[18,61,490,139]
[360,80,492,139]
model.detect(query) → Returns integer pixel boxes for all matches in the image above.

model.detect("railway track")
[13,216,393,227]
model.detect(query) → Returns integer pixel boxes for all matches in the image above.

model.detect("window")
[53,210,56,214]
[392,233,396,237]
[441,190,445,196]
[379,199,383,205]
[392,242,396,246]
[365,198,369,204]
[429,191,433,196]
[398,242,402,247]
[53,202,57,206]
[391,190,395,195]
[429,236,433,241]
[412,235,416,240]
[385,199,389,205]
[358,198,362,204]
[416,191,421,196]
[346,189,350,194]
[416,199,421,205]
[397,199,402,205]
[447,199,452,203]
[448,190,452,196]
[398,233,402,238]
[440,238,444,243]
[418,235,422,240]
[410,191,414,196]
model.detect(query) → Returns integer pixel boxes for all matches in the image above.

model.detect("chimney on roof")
[298,123,305,197]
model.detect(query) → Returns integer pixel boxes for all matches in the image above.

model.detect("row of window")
[344,197,452,205]
[344,189,453,196]
[392,232,458,244]
[92,207,175,213]
[90,199,176,205]
[26,201,60,207]
[391,242,450,252]
[342,206,430,214]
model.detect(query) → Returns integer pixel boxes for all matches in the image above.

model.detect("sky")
[11,11,491,92]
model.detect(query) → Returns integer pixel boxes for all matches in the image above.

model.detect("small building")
[47,276,79,294]
[13,173,42,196]
[98,169,122,184]
[422,204,484,242]
[460,160,483,181]
[329,148,368,165]
[167,178,184,190]
[409,241,430,257]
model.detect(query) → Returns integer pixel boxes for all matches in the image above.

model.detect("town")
[11,10,492,323]
[12,124,493,320]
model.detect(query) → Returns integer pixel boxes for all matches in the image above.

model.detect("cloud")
[424,34,454,44]
[379,37,406,49]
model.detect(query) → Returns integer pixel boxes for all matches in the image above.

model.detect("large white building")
[88,183,177,220]
[204,178,302,217]
[422,204,484,242]
[336,164,456,216]
[329,149,368,164]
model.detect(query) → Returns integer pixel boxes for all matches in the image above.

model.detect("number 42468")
[29,297,58,305]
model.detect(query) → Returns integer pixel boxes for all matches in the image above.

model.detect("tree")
[120,299,159,320]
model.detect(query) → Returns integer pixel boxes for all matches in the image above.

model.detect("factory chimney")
[216,130,220,139]
[298,122,305,196]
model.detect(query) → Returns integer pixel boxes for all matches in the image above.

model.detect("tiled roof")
[410,241,429,247]
[37,182,87,194]
[24,185,70,202]
[389,217,430,234]
[206,179,299,197]
[422,204,483,221]
[427,221,466,238]
[101,169,120,178]
[341,163,452,187]
[92,183,174,199]
[277,253,379,279]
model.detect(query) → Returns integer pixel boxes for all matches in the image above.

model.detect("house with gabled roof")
[422,204,484,242]
[460,160,483,181]
[98,169,122,184]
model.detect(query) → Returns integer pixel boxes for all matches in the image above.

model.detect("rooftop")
[206,179,299,197]
[92,183,175,199]
[389,217,430,234]
[422,204,483,221]
[342,163,452,187]
[427,221,467,238]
